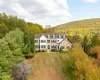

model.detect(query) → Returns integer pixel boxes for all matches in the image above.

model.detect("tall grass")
[61,43,100,80]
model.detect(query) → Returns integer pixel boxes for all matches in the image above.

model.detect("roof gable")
[59,39,72,45]
[40,35,47,39]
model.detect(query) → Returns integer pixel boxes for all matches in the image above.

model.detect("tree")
[82,36,88,47]
[82,36,90,53]
[27,22,44,35]
[23,33,35,54]
[0,13,27,38]
[0,23,9,38]
[24,22,44,54]
[0,28,24,79]
[72,35,82,43]
[91,34,100,46]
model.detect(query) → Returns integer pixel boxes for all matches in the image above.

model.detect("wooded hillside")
[52,18,100,37]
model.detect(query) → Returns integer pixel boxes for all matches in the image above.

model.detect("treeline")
[0,13,44,37]
[55,18,100,29]
[51,18,100,38]
[0,13,44,80]
[0,13,27,38]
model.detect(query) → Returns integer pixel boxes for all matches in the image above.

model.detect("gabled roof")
[35,33,65,39]
[59,38,72,45]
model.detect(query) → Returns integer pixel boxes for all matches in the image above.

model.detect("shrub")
[38,50,46,52]
[59,47,63,53]
[72,35,82,43]
[51,49,58,52]
[24,53,34,59]
[12,61,32,80]
[89,46,100,59]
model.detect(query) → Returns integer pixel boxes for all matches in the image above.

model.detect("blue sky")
[68,0,100,21]
[0,0,100,27]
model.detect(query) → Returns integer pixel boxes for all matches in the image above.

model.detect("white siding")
[39,35,47,50]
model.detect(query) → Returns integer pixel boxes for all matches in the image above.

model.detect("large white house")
[35,33,72,51]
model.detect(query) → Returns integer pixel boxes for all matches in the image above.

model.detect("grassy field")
[27,52,71,80]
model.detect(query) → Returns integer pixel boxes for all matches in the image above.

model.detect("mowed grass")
[27,52,71,80]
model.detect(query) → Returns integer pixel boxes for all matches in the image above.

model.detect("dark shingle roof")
[35,33,65,38]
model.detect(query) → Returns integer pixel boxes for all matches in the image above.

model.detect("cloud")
[0,0,71,26]
[83,0,99,3]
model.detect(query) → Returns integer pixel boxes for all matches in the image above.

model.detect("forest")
[49,18,100,38]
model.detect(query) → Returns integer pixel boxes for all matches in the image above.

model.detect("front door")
[58,45,59,50]
[48,45,50,49]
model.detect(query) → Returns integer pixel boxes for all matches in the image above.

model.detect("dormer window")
[48,35,49,38]
[59,35,61,38]
[53,35,55,38]
[61,35,64,38]
[57,35,59,38]
[51,35,53,38]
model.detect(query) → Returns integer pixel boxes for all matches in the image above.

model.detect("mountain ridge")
[54,18,100,29]
[50,18,100,37]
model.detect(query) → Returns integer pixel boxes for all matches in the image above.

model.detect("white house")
[35,33,72,51]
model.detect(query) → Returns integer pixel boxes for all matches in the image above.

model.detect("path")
[27,53,69,80]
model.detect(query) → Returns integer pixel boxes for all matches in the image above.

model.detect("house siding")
[59,39,72,51]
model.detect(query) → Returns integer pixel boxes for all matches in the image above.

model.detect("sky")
[0,0,100,27]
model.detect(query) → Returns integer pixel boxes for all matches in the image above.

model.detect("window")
[41,45,43,48]
[47,40,50,43]
[66,46,70,49]
[47,35,49,38]
[41,45,46,48]
[59,35,61,38]
[48,45,50,49]
[51,40,56,43]
[35,45,39,48]
[62,46,65,49]
[51,35,53,38]
[35,40,38,43]
[41,40,46,43]
[44,45,46,48]
[61,35,64,38]
[57,35,59,38]
[51,45,56,49]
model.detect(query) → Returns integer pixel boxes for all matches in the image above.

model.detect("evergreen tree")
[91,34,100,46]
[82,36,89,53]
